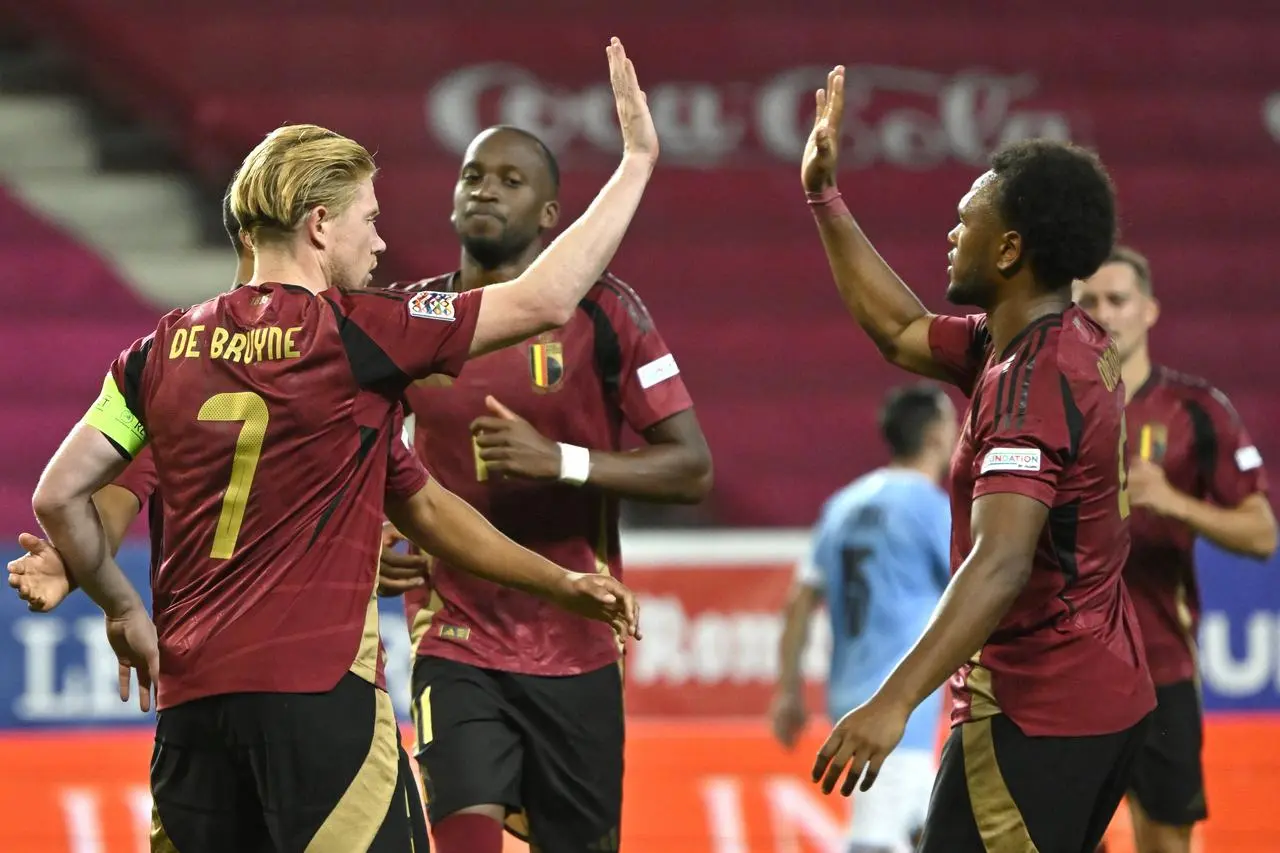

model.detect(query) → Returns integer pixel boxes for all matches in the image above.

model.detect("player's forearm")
[580,443,712,504]
[1167,492,1278,560]
[387,482,573,602]
[34,495,143,617]
[811,200,932,362]
[877,551,1029,712]
[776,596,813,695]
[515,155,654,328]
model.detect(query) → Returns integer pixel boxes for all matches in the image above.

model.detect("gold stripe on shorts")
[963,718,1040,853]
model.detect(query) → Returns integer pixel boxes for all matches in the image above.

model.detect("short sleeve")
[111,447,158,506]
[971,367,1070,509]
[794,554,823,589]
[385,414,429,501]
[83,334,155,459]
[589,277,693,432]
[928,314,990,396]
[327,287,483,389]
[1197,388,1269,505]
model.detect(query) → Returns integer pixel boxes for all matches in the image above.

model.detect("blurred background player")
[802,66,1154,852]
[771,382,954,853]
[1075,248,1277,853]
[388,124,711,853]
[29,39,657,853]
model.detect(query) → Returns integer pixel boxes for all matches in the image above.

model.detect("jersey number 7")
[198,392,270,559]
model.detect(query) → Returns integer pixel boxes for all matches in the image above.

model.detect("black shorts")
[149,672,429,853]
[410,655,624,852]
[1128,679,1208,826]
[918,713,1150,853]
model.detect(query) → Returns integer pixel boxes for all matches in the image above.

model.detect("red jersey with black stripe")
[93,282,481,709]
[1124,366,1268,685]
[929,306,1155,736]
[391,272,694,676]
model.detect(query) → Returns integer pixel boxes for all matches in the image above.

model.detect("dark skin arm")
[471,399,713,504]
[802,65,947,380]
[384,478,640,637]
[812,491,1045,796]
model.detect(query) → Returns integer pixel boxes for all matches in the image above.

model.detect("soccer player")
[801,66,1155,852]
[387,123,711,853]
[8,186,438,609]
[771,382,954,853]
[1074,248,1276,853]
[29,39,655,852]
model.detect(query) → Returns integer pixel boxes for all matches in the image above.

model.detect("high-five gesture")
[802,65,846,193]
[607,37,659,163]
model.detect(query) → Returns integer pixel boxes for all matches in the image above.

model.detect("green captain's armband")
[82,374,147,457]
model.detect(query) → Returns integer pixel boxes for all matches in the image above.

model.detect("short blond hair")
[231,124,377,244]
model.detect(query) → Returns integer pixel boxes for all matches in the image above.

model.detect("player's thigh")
[513,662,625,853]
[917,727,986,853]
[230,672,405,853]
[847,747,937,849]
[1128,681,1207,828]
[150,698,271,853]
[411,655,524,824]
[977,714,1146,853]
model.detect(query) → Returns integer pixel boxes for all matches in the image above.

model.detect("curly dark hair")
[988,139,1117,290]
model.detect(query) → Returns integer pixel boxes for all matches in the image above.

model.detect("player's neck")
[987,289,1071,356]
[249,248,328,295]
[457,241,546,291]
[1121,347,1153,403]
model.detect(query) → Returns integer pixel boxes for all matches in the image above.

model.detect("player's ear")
[997,230,1022,274]
[540,199,560,231]
[306,205,330,249]
[1143,295,1160,329]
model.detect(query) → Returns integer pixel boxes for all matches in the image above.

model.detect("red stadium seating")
[3,0,1277,525]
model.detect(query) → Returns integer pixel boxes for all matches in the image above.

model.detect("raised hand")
[607,37,659,163]
[801,65,846,193]
[7,532,74,612]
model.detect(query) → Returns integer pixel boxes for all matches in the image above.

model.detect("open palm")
[801,65,846,192]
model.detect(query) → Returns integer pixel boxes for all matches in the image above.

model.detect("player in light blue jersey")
[772,382,956,853]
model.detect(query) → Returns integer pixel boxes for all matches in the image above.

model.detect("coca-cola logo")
[426,63,1072,169]
[1265,91,1280,143]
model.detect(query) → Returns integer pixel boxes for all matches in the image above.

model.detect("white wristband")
[557,443,591,486]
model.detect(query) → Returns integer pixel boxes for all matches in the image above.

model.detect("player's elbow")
[31,478,72,531]
[1247,523,1277,561]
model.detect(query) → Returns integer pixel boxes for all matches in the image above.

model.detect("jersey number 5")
[1117,413,1131,519]
[198,392,270,559]
[841,546,872,638]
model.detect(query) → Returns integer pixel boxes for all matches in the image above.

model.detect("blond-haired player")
[30,39,655,852]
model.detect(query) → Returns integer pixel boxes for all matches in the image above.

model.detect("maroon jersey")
[1125,366,1268,685]
[91,282,481,709]
[929,307,1155,736]
[107,419,428,579]
[394,272,693,676]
